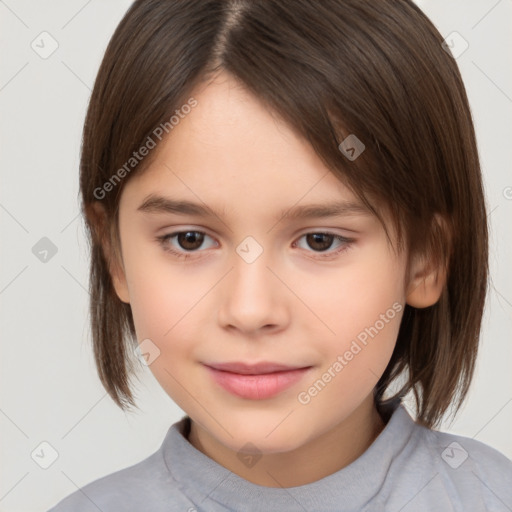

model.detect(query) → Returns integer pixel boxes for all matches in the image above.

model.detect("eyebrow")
[137,194,371,221]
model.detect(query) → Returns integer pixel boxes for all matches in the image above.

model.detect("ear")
[86,202,131,304]
[405,215,449,309]
[405,259,446,308]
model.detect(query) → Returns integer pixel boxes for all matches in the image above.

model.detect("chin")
[212,416,310,454]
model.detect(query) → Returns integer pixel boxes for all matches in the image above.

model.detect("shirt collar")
[162,398,414,511]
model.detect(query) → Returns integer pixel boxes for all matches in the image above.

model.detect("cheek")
[121,244,194,348]
[296,251,404,390]
[303,254,403,338]
[123,251,203,409]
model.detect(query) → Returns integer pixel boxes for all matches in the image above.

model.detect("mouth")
[203,361,313,400]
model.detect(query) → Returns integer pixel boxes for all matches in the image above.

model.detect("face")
[111,71,410,455]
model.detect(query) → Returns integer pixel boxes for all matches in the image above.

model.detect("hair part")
[80,0,488,428]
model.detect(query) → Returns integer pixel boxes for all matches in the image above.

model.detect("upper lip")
[204,362,310,375]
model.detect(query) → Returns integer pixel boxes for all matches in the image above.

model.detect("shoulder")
[46,443,192,512]
[398,413,512,510]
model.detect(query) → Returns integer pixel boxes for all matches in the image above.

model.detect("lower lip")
[205,366,311,400]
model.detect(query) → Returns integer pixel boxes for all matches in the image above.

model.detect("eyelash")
[155,230,354,261]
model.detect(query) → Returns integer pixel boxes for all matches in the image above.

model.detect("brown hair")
[81,0,488,428]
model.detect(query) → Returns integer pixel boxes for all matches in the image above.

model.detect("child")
[48,0,512,510]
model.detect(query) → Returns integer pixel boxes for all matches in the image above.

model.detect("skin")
[97,70,445,488]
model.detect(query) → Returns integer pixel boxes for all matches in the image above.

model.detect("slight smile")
[204,362,313,400]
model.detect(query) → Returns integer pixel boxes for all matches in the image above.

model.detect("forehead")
[120,71,365,212]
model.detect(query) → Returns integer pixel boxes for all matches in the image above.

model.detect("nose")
[217,246,289,336]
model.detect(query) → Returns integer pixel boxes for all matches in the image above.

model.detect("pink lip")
[204,362,312,400]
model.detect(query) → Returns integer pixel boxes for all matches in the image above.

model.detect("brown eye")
[157,230,216,259]
[176,231,205,251]
[294,232,353,259]
[305,233,335,252]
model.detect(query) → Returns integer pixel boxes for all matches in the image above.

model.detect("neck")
[187,396,386,488]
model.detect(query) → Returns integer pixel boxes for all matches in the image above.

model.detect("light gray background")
[1,1,511,510]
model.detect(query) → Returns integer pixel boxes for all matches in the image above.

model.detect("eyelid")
[292,231,354,259]
[156,227,356,261]
[155,226,354,244]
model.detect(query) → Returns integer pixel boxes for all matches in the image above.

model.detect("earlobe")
[406,264,446,309]
[109,251,131,304]
[86,202,131,304]
[405,214,450,309]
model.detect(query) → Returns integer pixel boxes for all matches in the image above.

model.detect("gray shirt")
[48,399,512,511]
